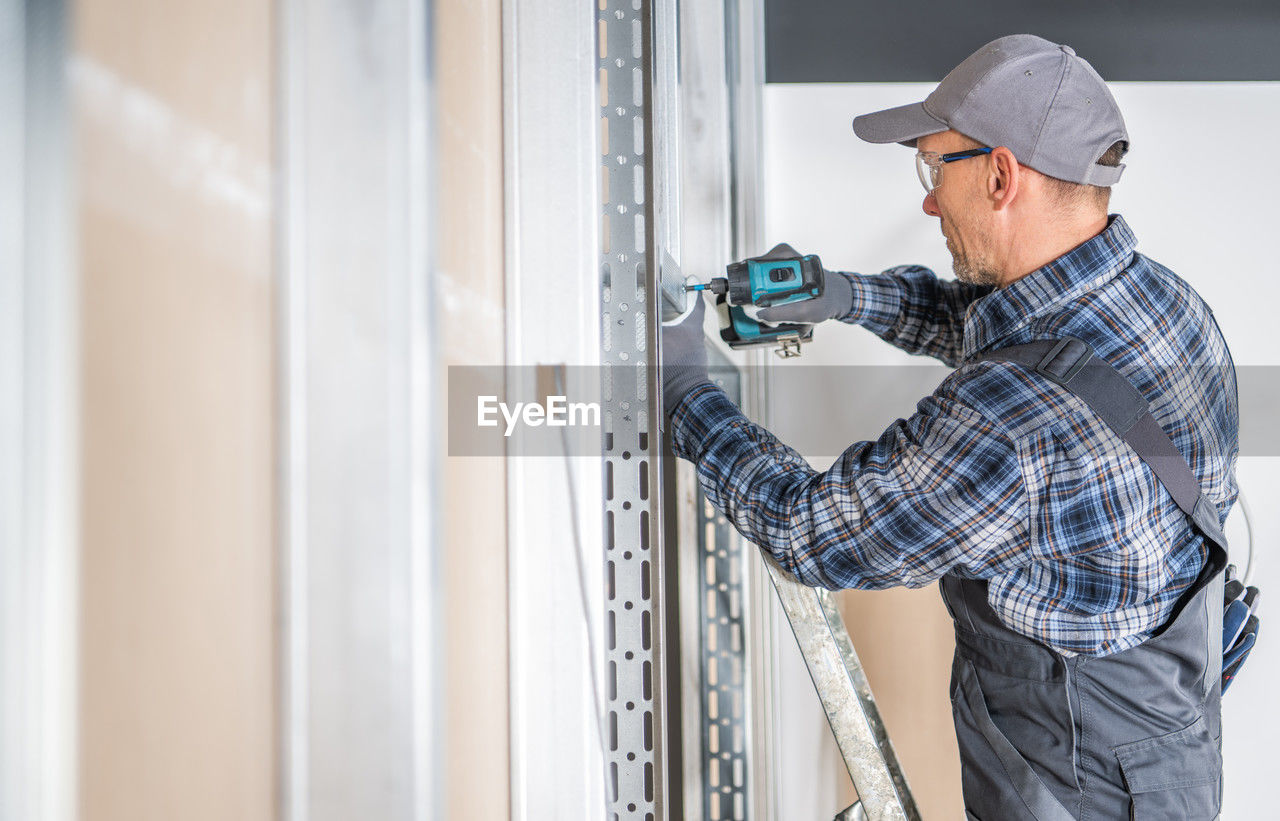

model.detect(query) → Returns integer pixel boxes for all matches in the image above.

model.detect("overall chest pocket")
[1113,715,1221,820]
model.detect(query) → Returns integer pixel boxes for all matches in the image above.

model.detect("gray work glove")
[754,247,854,324]
[661,292,709,413]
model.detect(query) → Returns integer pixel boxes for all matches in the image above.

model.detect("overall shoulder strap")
[972,338,1228,565]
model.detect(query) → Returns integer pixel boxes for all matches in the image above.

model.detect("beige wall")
[436,1,510,819]
[840,586,961,818]
[74,1,277,818]
[73,0,510,817]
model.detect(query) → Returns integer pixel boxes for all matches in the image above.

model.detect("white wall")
[763,81,1280,819]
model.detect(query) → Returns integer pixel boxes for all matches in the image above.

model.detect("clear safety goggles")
[914,147,993,194]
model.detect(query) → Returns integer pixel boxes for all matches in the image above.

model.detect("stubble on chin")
[952,255,997,286]
[954,261,999,287]
[946,233,999,287]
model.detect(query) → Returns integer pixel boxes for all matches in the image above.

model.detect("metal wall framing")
[278,1,438,819]
[599,0,675,816]
[696,360,750,821]
[673,0,751,818]
[722,4,778,819]
[673,0,774,818]
[675,0,923,817]
[508,3,773,820]
[0,1,78,819]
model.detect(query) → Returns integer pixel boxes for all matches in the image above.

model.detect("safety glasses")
[915,147,993,194]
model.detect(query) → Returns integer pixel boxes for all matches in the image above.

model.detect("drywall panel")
[74,1,276,819]
[437,0,509,819]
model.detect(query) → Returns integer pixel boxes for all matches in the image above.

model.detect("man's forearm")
[838,265,993,366]
[668,375,1028,594]
[668,382,840,588]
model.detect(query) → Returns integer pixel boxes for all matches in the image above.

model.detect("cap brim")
[852,101,948,147]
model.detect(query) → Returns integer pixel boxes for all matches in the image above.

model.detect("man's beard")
[945,228,999,287]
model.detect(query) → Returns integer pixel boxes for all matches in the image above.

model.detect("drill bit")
[683,279,727,295]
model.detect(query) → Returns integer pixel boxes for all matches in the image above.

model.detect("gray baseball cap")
[852,34,1128,186]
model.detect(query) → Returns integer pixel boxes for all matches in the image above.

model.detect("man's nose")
[922,192,941,217]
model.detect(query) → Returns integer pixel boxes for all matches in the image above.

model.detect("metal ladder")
[762,557,923,821]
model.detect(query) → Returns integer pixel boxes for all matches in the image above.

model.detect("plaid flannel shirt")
[669,215,1239,656]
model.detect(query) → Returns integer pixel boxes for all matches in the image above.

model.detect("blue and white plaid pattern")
[670,216,1239,656]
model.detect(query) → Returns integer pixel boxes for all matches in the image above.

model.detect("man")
[662,34,1238,819]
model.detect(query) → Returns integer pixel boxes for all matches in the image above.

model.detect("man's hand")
[755,265,854,325]
[661,292,709,413]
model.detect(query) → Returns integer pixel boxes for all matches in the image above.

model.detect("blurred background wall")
[71,0,509,818]
[435,1,508,819]
[74,1,277,818]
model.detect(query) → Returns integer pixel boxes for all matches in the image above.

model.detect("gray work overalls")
[949,339,1229,820]
[942,566,1224,820]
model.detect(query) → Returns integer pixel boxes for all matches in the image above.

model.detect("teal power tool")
[684,243,825,357]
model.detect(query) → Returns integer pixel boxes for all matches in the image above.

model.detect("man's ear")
[988,146,1019,210]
